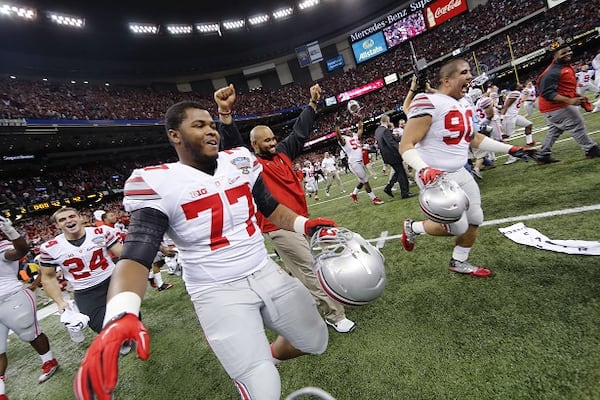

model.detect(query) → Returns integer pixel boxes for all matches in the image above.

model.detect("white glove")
[60,309,90,331]
[0,216,20,241]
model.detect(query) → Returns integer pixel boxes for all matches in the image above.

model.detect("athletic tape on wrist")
[293,216,309,235]
[103,291,142,327]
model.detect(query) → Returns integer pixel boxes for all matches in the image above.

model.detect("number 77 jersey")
[408,93,474,172]
[123,147,270,291]
[39,226,119,290]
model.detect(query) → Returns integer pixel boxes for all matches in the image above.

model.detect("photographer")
[403,73,436,111]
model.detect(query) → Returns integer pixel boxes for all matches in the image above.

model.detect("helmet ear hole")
[310,227,386,307]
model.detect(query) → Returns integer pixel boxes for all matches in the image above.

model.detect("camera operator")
[403,73,436,111]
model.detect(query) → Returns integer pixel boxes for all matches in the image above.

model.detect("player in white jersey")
[321,151,345,196]
[75,101,334,400]
[522,80,538,117]
[0,217,59,396]
[335,119,384,205]
[149,235,176,291]
[399,58,536,278]
[500,84,535,164]
[576,64,599,96]
[39,207,123,334]
[302,160,319,200]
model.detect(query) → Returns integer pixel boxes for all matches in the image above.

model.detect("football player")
[335,119,384,205]
[39,207,123,334]
[400,58,536,277]
[0,216,59,399]
[500,83,535,165]
[74,100,336,400]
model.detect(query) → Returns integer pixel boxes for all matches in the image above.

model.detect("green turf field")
[6,105,600,400]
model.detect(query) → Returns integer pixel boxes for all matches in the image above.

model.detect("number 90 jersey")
[408,93,474,172]
[39,226,119,290]
[123,147,269,293]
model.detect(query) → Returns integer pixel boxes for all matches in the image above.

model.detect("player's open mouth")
[66,222,77,229]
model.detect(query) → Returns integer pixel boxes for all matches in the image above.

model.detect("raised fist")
[0,215,20,240]
[214,84,236,114]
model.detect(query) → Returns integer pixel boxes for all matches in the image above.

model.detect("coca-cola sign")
[424,0,468,29]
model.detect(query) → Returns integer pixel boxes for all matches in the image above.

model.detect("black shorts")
[74,277,111,333]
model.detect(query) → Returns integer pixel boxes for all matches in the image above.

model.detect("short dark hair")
[437,58,467,83]
[164,101,206,132]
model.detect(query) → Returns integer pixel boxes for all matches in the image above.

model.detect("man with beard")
[213,83,355,334]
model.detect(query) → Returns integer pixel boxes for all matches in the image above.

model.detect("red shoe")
[0,394,9,400]
[372,197,384,205]
[449,259,493,278]
[400,219,416,252]
[350,193,358,204]
[526,141,537,146]
[38,358,59,383]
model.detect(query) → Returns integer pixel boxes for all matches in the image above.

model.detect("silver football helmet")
[310,227,386,307]
[419,176,469,223]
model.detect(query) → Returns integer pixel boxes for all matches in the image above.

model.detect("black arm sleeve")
[252,175,279,217]
[276,105,316,160]
[218,120,247,151]
[120,207,169,269]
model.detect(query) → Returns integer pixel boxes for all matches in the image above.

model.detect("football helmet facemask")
[310,227,386,307]
[419,176,469,223]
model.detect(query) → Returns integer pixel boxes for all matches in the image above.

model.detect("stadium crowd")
[1,0,599,243]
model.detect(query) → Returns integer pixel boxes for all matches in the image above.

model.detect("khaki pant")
[267,229,346,323]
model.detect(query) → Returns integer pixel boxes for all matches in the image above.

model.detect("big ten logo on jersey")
[443,109,473,145]
[231,156,252,174]
[189,187,209,198]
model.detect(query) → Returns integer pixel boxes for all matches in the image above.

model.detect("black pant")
[384,161,410,197]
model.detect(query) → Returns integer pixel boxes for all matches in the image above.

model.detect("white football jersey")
[503,90,522,117]
[39,226,119,290]
[408,93,474,171]
[0,240,25,299]
[339,132,363,163]
[522,87,536,102]
[123,147,269,295]
[576,70,595,86]
[302,165,316,184]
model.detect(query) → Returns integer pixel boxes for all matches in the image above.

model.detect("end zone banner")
[424,0,468,30]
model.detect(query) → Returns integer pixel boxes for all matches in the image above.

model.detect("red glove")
[508,146,538,161]
[304,218,337,237]
[418,167,444,185]
[74,313,150,400]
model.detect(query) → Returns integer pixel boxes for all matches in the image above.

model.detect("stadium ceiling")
[0,0,400,81]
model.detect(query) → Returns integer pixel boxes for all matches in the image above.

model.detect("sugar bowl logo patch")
[231,157,252,174]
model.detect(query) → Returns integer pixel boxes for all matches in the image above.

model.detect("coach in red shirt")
[215,84,355,333]
[536,44,600,163]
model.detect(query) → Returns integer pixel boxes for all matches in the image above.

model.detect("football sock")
[412,221,426,235]
[525,133,533,143]
[0,375,5,394]
[40,350,54,363]
[367,191,376,200]
[452,246,471,262]
[154,271,164,287]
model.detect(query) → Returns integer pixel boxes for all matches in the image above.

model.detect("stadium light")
[196,22,221,36]
[48,12,84,28]
[165,24,193,35]
[248,14,269,26]
[298,0,319,10]
[0,3,36,20]
[273,7,293,20]
[222,18,245,30]
[129,23,159,35]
